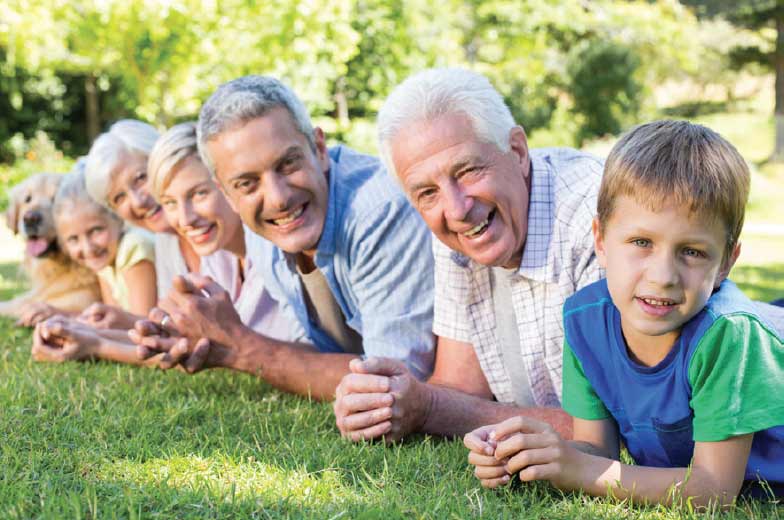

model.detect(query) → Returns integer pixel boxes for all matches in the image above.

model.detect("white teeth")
[144,206,159,219]
[643,298,675,307]
[463,218,489,238]
[273,206,304,226]
[186,225,212,237]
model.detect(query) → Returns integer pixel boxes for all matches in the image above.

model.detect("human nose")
[645,250,679,287]
[442,181,472,222]
[128,187,150,210]
[263,174,293,211]
[177,200,199,229]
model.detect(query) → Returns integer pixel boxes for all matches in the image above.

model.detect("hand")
[32,316,100,362]
[158,274,242,347]
[129,316,214,373]
[333,357,429,443]
[17,301,59,327]
[464,424,511,488]
[77,303,133,329]
[491,416,583,490]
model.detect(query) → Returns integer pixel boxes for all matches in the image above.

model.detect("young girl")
[52,168,157,327]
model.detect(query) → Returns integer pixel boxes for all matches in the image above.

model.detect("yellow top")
[97,227,155,310]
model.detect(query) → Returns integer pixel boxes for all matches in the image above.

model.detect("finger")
[338,406,393,433]
[468,451,506,467]
[183,273,224,298]
[518,462,559,483]
[158,338,189,370]
[491,415,550,442]
[464,429,496,456]
[132,319,163,338]
[349,356,407,377]
[346,421,392,442]
[183,338,210,374]
[494,432,558,460]
[337,392,394,414]
[480,475,511,489]
[339,373,391,394]
[148,306,179,335]
[474,464,510,481]
[505,447,560,475]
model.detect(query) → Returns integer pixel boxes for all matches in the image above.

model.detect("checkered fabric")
[433,148,605,407]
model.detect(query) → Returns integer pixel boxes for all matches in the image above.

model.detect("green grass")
[0,316,782,519]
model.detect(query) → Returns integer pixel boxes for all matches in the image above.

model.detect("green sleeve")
[688,314,784,442]
[116,228,155,273]
[562,339,611,420]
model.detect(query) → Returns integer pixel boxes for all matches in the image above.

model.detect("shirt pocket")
[652,415,695,467]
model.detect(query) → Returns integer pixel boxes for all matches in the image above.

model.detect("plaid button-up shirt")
[432,148,605,407]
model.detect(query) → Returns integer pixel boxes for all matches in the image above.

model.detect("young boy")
[464,120,784,506]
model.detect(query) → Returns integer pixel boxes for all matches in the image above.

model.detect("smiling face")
[159,155,244,257]
[205,108,330,256]
[105,150,169,233]
[594,195,739,364]
[390,112,531,269]
[56,205,122,272]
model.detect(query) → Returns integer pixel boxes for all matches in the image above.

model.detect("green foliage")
[568,41,643,145]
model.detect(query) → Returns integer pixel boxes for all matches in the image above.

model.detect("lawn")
[0,107,782,518]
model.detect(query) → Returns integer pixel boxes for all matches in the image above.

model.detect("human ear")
[313,127,330,173]
[508,126,529,176]
[715,241,741,288]
[592,217,608,269]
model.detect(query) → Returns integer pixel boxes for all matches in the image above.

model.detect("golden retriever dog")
[0,173,101,323]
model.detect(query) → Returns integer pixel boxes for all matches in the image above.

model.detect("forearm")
[94,335,155,366]
[421,383,573,438]
[565,453,737,507]
[210,325,356,400]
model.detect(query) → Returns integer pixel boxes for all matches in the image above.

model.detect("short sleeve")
[116,228,155,274]
[689,314,784,441]
[432,239,473,343]
[562,339,611,420]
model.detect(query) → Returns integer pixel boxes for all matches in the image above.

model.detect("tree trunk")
[772,5,784,162]
[85,74,100,144]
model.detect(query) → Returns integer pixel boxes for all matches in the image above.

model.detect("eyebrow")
[406,155,485,193]
[226,145,302,182]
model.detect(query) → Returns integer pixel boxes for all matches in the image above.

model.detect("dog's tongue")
[26,238,49,257]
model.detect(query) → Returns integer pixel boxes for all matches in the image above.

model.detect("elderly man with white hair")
[133,75,436,401]
[333,68,606,442]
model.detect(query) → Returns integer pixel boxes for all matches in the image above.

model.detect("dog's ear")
[3,186,19,235]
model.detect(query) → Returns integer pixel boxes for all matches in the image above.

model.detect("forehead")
[162,155,212,195]
[389,113,491,187]
[108,150,148,187]
[208,107,308,178]
[19,174,60,200]
[56,206,110,231]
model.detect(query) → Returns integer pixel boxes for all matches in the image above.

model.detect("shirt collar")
[516,154,555,282]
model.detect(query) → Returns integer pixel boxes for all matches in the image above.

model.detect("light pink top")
[200,226,308,344]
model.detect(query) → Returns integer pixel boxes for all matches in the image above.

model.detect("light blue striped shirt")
[251,145,436,380]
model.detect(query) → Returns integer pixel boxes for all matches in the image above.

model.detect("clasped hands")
[130,273,241,372]
[464,416,582,490]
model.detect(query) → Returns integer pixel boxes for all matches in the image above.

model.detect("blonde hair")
[598,120,750,261]
[84,119,160,207]
[147,122,200,201]
[54,162,123,232]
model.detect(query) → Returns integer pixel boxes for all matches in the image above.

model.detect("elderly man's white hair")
[377,68,517,180]
[197,75,315,176]
[84,119,160,207]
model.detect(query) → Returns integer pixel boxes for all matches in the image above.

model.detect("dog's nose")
[23,211,42,230]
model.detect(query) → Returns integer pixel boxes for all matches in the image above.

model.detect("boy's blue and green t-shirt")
[562,279,784,491]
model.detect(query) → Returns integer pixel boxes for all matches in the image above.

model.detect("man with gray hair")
[134,75,435,400]
[333,68,605,441]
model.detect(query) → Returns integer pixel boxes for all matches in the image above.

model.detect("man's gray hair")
[197,75,315,175]
[377,68,516,179]
[84,119,160,207]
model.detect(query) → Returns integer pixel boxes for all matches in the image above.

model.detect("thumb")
[351,356,408,377]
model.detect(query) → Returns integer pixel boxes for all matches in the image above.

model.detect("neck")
[295,250,317,273]
[621,319,679,368]
[225,224,246,260]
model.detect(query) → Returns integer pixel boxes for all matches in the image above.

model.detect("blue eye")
[683,247,705,258]
[632,238,651,248]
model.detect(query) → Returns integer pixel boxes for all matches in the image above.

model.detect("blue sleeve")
[348,197,436,380]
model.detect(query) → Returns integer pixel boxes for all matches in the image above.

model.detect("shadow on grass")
[732,263,784,302]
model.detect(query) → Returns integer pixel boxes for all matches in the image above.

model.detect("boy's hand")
[492,416,583,490]
[464,424,511,488]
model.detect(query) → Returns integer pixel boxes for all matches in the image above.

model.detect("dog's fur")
[0,173,101,318]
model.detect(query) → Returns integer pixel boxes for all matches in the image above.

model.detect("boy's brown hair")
[597,119,750,262]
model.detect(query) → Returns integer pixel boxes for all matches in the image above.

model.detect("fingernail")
[501,475,510,483]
